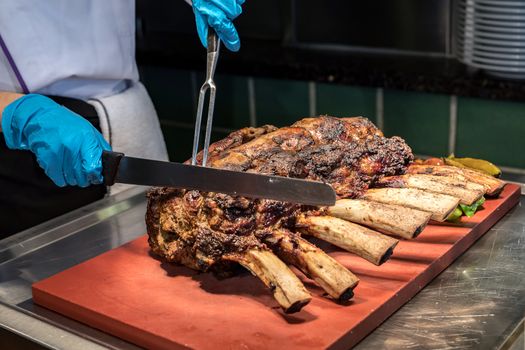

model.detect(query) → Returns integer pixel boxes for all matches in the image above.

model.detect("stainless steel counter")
[0,185,524,350]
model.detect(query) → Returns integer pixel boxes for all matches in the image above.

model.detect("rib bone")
[407,164,505,197]
[298,215,399,265]
[327,199,431,239]
[233,248,312,313]
[262,229,359,301]
[362,188,460,222]
[376,174,484,205]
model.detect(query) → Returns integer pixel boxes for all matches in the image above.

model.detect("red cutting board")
[33,184,520,350]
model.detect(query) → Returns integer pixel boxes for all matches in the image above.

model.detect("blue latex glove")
[193,0,245,52]
[2,94,111,187]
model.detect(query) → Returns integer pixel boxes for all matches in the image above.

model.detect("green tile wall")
[213,74,251,129]
[383,90,450,157]
[161,124,231,162]
[142,67,251,127]
[456,97,525,168]
[140,66,194,124]
[142,66,525,171]
[254,78,310,126]
[317,83,376,122]
[141,66,251,161]
[161,125,194,162]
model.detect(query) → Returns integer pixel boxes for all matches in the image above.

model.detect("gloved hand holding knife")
[1,94,111,187]
[0,0,245,188]
[1,0,335,206]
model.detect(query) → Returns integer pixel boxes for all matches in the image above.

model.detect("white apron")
[88,81,168,194]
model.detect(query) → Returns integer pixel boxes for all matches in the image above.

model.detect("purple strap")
[0,32,29,93]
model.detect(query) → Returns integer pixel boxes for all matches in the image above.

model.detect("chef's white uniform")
[0,0,168,193]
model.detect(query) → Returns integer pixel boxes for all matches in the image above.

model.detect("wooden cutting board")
[32,184,520,350]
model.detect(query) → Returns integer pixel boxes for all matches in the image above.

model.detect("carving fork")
[191,31,220,167]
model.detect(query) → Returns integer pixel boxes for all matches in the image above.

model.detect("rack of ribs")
[146,116,504,313]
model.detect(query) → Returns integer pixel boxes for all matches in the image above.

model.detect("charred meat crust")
[147,116,413,273]
[188,125,278,166]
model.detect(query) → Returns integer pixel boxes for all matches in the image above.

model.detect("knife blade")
[102,151,336,206]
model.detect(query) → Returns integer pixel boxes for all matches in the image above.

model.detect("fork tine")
[192,31,220,167]
[202,84,216,167]
[191,85,209,165]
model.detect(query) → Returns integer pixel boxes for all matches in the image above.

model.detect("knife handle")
[102,150,125,186]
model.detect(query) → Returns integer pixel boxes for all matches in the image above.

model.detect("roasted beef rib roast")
[145,116,413,312]
[146,116,500,313]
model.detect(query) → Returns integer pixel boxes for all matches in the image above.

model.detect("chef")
[0,0,245,238]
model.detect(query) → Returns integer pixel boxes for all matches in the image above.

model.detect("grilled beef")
[146,116,413,312]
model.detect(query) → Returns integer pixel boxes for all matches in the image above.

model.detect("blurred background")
[136,0,525,176]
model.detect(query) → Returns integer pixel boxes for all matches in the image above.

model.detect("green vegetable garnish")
[459,197,485,217]
[446,207,463,222]
[446,197,485,221]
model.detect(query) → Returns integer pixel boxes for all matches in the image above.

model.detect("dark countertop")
[137,37,525,103]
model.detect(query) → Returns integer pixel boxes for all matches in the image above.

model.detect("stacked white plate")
[456,0,525,79]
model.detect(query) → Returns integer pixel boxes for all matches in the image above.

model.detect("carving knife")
[102,151,336,206]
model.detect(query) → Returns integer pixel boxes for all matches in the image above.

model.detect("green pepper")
[446,197,485,221]
[446,207,463,222]
[459,197,486,217]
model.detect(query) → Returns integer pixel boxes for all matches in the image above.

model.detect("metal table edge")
[0,184,524,350]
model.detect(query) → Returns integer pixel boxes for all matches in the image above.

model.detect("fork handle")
[206,31,220,81]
